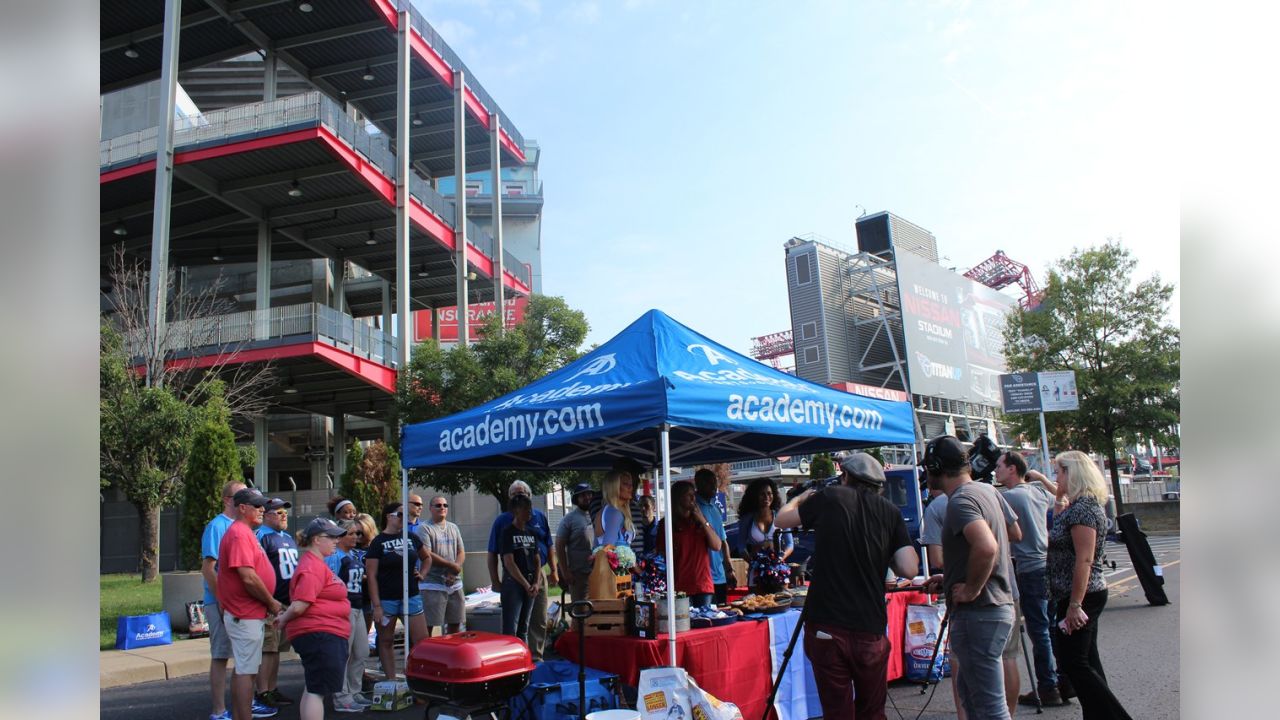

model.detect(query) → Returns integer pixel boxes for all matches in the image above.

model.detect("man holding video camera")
[776,452,918,719]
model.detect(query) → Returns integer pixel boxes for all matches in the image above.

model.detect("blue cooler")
[509,660,620,720]
[115,611,173,650]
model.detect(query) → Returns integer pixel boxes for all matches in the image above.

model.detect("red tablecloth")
[556,620,776,720]
[555,591,930,718]
[885,590,930,681]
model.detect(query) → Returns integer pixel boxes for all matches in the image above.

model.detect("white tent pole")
[401,466,410,673]
[661,425,677,667]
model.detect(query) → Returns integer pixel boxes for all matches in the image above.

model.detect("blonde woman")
[593,470,635,549]
[1046,451,1133,720]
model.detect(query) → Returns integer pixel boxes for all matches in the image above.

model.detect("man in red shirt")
[218,488,284,720]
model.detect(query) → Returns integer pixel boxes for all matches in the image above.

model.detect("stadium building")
[783,211,1018,454]
[99,1,543,572]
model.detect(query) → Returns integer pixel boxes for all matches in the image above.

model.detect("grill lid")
[406,630,535,683]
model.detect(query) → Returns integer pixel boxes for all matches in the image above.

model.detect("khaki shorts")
[223,612,266,675]
[1003,601,1023,659]
[206,601,232,661]
[262,616,292,653]
[424,588,464,626]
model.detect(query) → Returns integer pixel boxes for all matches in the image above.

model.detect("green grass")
[100,573,164,650]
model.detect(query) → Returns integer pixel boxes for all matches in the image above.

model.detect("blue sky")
[420,0,1178,353]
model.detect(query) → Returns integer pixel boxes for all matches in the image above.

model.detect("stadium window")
[795,254,813,285]
[465,181,483,197]
[803,346,820,364]
[800,322,817,340]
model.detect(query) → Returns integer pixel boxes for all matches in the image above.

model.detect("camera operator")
[776,453,918,719]
[922,435,1017,720]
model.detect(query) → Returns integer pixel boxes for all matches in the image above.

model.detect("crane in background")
[750,330,795,370]
[964,250,1043,309]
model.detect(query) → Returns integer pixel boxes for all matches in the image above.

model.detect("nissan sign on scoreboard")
[894,251,1017,406]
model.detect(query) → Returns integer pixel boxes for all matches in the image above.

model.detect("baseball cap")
[840,452,886,487]
[265,497,292,511]
[232,488,268,507]
[302,517,347,541]
[570,483,594,499]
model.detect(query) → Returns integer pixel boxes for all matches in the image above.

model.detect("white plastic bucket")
[586,710,641,720]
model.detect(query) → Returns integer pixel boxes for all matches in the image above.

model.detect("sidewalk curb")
[100,637,299,689]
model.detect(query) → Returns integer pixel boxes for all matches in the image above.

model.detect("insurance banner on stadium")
[401,310,916,469]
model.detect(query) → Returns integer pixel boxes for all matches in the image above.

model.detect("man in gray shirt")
[556,484,596,603]
[924,436,1016,720]
[997,451,1063,705]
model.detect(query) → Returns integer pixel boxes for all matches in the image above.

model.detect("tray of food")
[731,593,793,615]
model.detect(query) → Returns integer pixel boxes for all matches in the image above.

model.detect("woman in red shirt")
[657,481,723,608]
[276,518,352,720]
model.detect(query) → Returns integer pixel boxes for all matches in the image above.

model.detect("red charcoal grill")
[406,631,534,718]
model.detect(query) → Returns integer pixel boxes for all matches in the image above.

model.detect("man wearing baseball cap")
[776,452,919,719]
[556,483,596,603]
[217,488,282,720]
[254,498,296,709]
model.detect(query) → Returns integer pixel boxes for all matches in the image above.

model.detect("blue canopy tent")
[399,310,918,665]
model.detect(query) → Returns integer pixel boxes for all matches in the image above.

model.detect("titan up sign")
[412,296,529,343]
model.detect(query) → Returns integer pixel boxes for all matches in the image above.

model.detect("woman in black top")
[499,494,542,646]
[1047,451,1133,719]
[364,502,432,682]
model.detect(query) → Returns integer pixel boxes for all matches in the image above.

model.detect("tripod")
[1016,615,1043,713]
[759,597,811,720]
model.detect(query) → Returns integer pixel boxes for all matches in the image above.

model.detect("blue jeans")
[1017,570,1058,692]
[500,577,535,646]
[949,603,1014,720]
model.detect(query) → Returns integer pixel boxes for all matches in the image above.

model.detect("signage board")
[1038,370,1079,412]
[998,370,1079,414]
[412,296,529,343]
[999,373,1042,414]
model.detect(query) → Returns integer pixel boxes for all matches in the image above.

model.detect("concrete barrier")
[1127,501,1179,533]
[161,571,205,633]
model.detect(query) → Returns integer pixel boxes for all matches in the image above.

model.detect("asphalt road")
[101,536,1180,720]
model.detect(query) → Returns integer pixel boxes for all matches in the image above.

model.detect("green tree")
[99,250,273,582]
[1002,241,1180,514]
[810,453,836,478]
[396,295,591,508]
[100,323,200,581]
[339,438,365,501]
[350,440,401,521]
[179,388,242,570]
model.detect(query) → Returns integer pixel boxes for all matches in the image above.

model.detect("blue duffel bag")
[115,611,173,650]
[509,659,621,720]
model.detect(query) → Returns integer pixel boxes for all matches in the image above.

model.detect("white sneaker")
[352,693,375,706]
[333,699,366,713]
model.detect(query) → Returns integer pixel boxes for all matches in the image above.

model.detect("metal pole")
[1038,411,1052,477]
[394,8,412,371]
[661,426,677,667]
[145,0,183,387]
[489,112,505,324]
[453,69,469,345]
[396,7,413,674]
[255,222,271,340]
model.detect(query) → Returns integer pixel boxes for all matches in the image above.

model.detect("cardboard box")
[370,680,412,712]
[729,559,749,587]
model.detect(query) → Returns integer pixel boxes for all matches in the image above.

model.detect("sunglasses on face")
[392,511,403,518]
[433,503,448,508]
[354,531,364,537]
[409,501,423,507]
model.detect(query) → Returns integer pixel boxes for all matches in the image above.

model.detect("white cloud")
[434,18,476,51]
[566,0,601,24]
